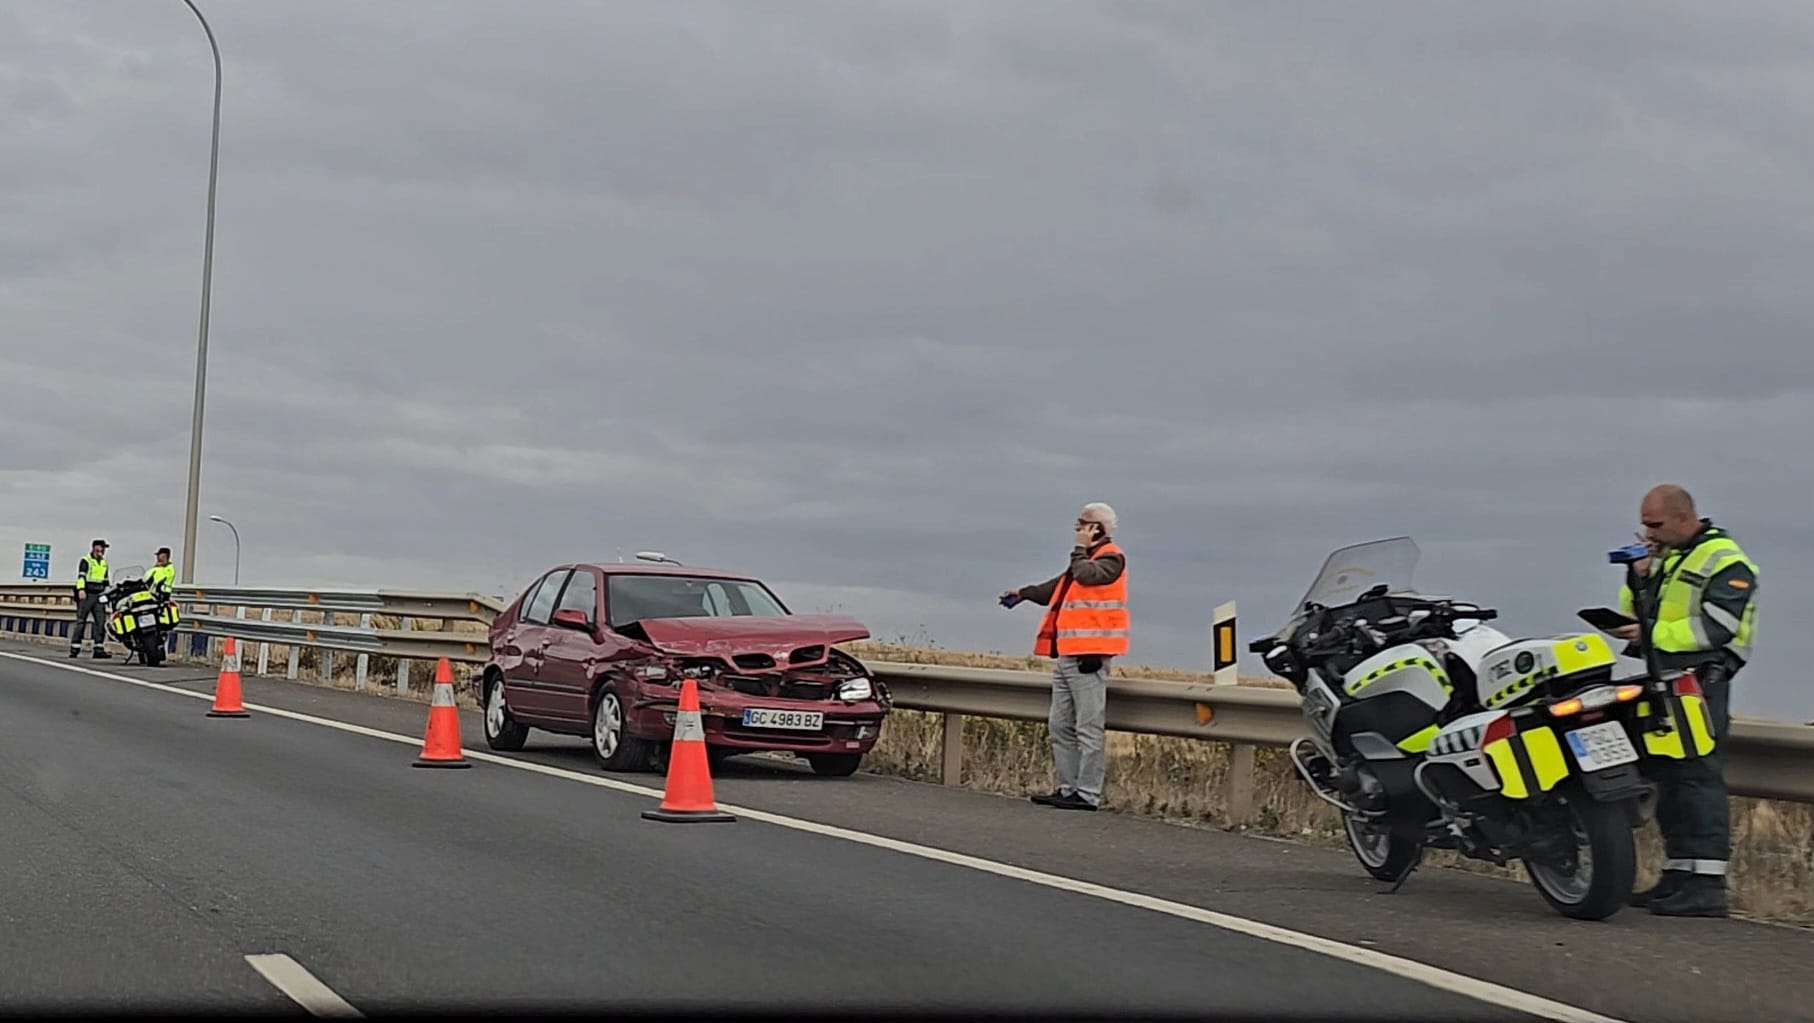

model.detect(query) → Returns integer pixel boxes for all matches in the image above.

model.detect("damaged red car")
[480,558,892,777]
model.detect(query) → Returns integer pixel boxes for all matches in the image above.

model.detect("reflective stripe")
[1703,604,1742,635]
[430,682,456,707]
[1065,600,1126,610]
[1670,859,1729,876]
[1056,628,1128,639]
[1685,612,1712,648]
[674,710,705,742]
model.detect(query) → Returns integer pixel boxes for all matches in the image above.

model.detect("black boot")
[1628,869,1688,908]
[1649,875,1729,918]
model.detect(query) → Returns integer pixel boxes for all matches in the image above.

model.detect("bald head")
[1641,484,1701,548]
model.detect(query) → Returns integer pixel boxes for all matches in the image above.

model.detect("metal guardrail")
[0,582,503,622]
[2,583,1809,805]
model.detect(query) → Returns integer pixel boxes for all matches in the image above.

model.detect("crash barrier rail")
[2,582,1810,815]
[0,582,502,696]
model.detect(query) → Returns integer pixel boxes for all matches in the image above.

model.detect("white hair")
[1081,502,1118,534]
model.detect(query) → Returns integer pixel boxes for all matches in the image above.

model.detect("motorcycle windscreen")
[1294,537,1421,610]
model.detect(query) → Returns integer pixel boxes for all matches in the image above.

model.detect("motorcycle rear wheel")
[1342,811,1421,882]
[1523,793,1636,921]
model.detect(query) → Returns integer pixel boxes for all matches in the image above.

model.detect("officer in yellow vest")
[71,538,114,659]
[1001,502,1129,811]
[147,547,177,598]
[1608,484,1757,917]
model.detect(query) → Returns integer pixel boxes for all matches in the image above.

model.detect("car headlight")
[838,677,873,702]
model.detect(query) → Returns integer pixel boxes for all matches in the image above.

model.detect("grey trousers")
[71,593,107,649]
[1049,655,1109,805]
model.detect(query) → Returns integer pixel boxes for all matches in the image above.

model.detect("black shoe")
[92,648,111,659]
[1650,877,1729,918]
[1629,870,1689,908]
[1049,792,1098,811]
[68,647,80,658]
[1030,789,1067,806]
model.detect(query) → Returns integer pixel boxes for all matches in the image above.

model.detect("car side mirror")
[551,608,594,634]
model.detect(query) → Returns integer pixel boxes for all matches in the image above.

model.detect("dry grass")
[33,611,1806,927]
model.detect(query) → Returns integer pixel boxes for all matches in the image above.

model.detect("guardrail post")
[257,608,272,675]
[1222,742,1256,827]
[941,713,964,786]
[1212,600,1238,686]
[355,613,372,691]
[287,609,302,679]
[396,617,413,696]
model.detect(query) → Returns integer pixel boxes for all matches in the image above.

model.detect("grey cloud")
[3,2,1812,721]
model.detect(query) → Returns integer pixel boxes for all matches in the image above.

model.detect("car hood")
[627,614,870,658]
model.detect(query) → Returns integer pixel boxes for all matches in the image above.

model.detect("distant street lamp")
[209,514,240,585]
[177,0,223,586]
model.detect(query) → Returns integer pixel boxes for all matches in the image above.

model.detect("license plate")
[1565,721,1639,772]
[136,614,155,628]
[741,707,823,731]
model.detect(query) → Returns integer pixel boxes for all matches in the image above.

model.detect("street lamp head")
[209,514,225,523]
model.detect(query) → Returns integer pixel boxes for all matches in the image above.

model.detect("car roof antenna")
[636,550,682,566]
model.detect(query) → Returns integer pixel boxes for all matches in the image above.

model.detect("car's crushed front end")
[615,614,893,759]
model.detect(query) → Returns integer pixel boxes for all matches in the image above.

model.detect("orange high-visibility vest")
[1035,542,1130,658]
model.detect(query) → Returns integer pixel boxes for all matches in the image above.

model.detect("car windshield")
[606,573,790,627]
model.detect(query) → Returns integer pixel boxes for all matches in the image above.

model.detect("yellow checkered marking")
[1346,654,1451,697]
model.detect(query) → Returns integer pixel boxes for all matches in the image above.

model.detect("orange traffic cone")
[412,658,471,769]
[642,677,734,823]
[206,637,251,718]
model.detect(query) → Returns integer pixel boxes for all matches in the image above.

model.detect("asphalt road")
[3,639,1810,1021]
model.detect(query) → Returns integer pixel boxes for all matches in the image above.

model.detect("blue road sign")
[22,542,50,580]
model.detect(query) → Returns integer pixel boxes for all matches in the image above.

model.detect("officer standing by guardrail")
[1000,502,1129,812]
[70,538,113,659]
[147,547,176,597]
[1610,484,1758,918]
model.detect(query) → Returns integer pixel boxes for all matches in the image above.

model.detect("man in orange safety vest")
[1000,501,1129,811]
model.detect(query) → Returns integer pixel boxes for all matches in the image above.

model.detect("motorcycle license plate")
[1565,721,1638,772]
[136,614,155,628]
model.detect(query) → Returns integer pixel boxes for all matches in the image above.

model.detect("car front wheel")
[591,685,654,772]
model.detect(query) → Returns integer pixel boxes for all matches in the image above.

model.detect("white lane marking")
[3,650,1623,1023]
[244,954,361,1017]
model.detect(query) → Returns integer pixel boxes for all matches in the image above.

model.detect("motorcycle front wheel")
[1523,793,1637,920]
[1342,811,1421,882]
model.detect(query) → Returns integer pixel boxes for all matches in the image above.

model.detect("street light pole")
[178,0,222,586]
[209,515,240,585]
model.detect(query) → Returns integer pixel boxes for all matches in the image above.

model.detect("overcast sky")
[4,1,1810,720]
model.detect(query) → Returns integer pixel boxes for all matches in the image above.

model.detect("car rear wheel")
[591,686,654,772]
[482,674,529,751]
[807,753,864,777]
